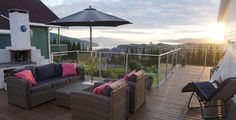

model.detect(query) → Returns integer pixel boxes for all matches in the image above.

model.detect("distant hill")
[80,36,133,49]
[50,33,99,47]
[159,38,223,44]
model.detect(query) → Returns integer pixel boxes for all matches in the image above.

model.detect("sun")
[208,23,225,43]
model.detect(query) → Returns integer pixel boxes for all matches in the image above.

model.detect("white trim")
[0,29,10,34]
[48,27,52,62]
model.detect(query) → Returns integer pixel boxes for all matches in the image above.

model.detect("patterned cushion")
[103,80,126,96]
[134,70,145,78]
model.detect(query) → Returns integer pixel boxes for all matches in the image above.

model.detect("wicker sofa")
[71,83,129,120]
[6,63,84,109]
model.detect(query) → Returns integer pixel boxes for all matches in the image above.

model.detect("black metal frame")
[187,92,228,119]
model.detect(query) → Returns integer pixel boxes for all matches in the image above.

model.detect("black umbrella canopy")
[49,6,131,26]
[49,6,131,82]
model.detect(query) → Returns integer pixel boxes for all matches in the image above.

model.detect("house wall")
[0,34,11,49]
[224,0,236,41]
[213,0,236,119]
[212,0,236,80]
[0,26,49,60]
[30,26,49,59]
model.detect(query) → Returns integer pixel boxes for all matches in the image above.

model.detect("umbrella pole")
[89,26,94,82]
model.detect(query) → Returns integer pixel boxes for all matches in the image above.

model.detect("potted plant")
[147,74,153,90]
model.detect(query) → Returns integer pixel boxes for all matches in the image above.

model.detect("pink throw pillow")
[93,81,113,95]
[15,70,37,87]
[62,63,77,77]
[123,70,136,81]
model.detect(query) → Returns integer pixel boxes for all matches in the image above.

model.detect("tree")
[130,48,134,53]
[125,49,129,53]
[156,49,159,55]
[142,47,145,54]
[52,38,57,44]
[72,42,76,50]
[77,42,81,50]
[197,47,203,65]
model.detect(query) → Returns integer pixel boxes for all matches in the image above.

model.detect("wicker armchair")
[127,74,147,113]
[71,83,129,120]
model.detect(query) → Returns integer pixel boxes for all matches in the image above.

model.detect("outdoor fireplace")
[10,50,31,62]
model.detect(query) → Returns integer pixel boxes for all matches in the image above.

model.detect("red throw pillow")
[123,70,136,81]
[93,81,113,95]
[62,63,77,77]
[15,70,37,87]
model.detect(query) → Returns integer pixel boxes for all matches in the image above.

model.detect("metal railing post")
[166,54,169,79]
[204,49,208,68]
[99,52,102,79]
[172,52,174,70]
[158,55,161,87]
[176,51,178,66]
[76,50,79,63]
[51,53,54,63]
[125,53,129,74]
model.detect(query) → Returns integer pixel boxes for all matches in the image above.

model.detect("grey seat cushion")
[31,82,52,93]
[45,77,69,88]
[35,64,55,81]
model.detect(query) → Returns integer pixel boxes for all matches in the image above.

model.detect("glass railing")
[51,48,181,87]
[51,44,68,52]
[179,48,224,67]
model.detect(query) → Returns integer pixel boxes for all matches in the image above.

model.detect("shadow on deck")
[0,65,210,120]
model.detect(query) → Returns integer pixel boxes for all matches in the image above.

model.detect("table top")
[56,82,91,94]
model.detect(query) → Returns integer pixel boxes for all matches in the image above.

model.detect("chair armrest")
[5,77,31,108]
[6,77,30,90]
[72,91,111,102]
[71,91,112,119]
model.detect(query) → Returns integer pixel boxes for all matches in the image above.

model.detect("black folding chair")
[182,77,236,119]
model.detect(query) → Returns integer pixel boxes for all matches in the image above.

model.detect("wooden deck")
[0,65,210,120]
[130,65,210,120]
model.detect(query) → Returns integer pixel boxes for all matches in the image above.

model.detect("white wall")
[9,11,31,50]
[0,50,10,63]
[224,0,236,41]
[213,0,236,118]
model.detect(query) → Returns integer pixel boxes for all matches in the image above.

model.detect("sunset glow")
[207,23,225,43]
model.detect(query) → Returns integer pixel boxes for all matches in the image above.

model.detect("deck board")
[0,65,210,120]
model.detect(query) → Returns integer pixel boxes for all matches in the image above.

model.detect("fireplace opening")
[10,50,31,62]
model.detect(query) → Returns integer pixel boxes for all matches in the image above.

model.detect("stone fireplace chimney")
[5,9,48,65]
[8,9,31,50]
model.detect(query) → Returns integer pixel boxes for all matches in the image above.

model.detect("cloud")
[43,0,221,45]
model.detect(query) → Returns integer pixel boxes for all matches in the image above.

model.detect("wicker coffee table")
[55,82,90,108]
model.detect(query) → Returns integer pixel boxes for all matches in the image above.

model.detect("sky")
[41,0,222,47]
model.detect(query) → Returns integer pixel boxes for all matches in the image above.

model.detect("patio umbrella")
[49,6,131,50]
[49,6,131,82]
